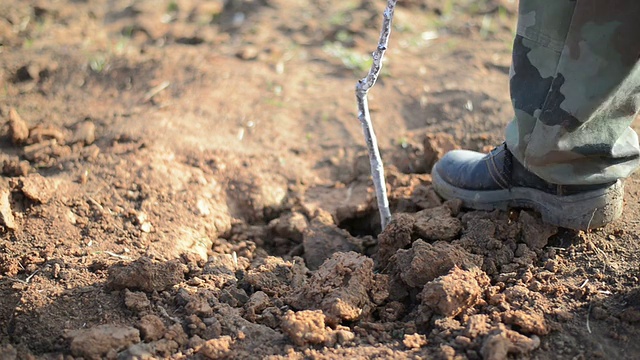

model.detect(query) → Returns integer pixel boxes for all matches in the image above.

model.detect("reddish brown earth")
[1,0,639,359]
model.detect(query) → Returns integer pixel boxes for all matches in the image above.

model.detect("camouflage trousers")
[505,0,640,185]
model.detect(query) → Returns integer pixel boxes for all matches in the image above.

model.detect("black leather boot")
[431,143,624,229]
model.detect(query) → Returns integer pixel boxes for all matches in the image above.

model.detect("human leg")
[431,0,640,229]
[506,0,640,185]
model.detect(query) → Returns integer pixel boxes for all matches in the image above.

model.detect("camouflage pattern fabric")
[505,0,640,185]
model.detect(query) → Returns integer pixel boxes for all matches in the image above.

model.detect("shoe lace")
[501,142,513,189]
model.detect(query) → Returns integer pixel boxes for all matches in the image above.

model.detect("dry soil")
[1,0,639,359]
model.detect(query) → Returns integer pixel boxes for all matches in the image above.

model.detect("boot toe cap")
[433,150,505,191]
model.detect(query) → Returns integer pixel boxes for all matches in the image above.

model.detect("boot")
[431,143,624,229]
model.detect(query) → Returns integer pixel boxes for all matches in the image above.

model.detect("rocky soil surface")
[1,0,639,359]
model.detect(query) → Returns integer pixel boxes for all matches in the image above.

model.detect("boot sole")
[432,163,624,230]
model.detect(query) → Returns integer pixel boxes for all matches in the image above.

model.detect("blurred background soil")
[0,0,639,358]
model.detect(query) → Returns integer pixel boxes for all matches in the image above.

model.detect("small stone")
[187,276,205,286]
[136,212,148,224]
[334,326,355,345]
[140,222,153,233]
[454,335,472,347]
[196,198,211,216]
[0,190,16,230]
[72,120,96,145]
[236,46,259,60]
[66,209,78,224]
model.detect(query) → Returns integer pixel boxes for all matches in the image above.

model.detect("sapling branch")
[355,0,397,230]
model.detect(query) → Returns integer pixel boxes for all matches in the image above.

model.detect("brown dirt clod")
[413,205,463,241]
[377,213,415,266]
[290,252,379,323]
[503,309,549,335]
[268,211,308,242]
[391,239,482,288]
[107,257,186,292]
[281,310,331,346]
[518,211,558,250]
[13,173,57,204]
[421,266,490,317]
[137,314,167,342]
[244,256,307,297]
[67,324,140,359]
[186,296,214,318]
[403,333,428,349]
[72,120,97,145]
[481,324,541,360]
[245,290,271,322]
[197,335,234,359]
[8,107,29,145]
[124,289,151,312]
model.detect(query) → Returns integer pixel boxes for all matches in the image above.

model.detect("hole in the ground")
[547,227,583,248]
[338,210,381,237]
